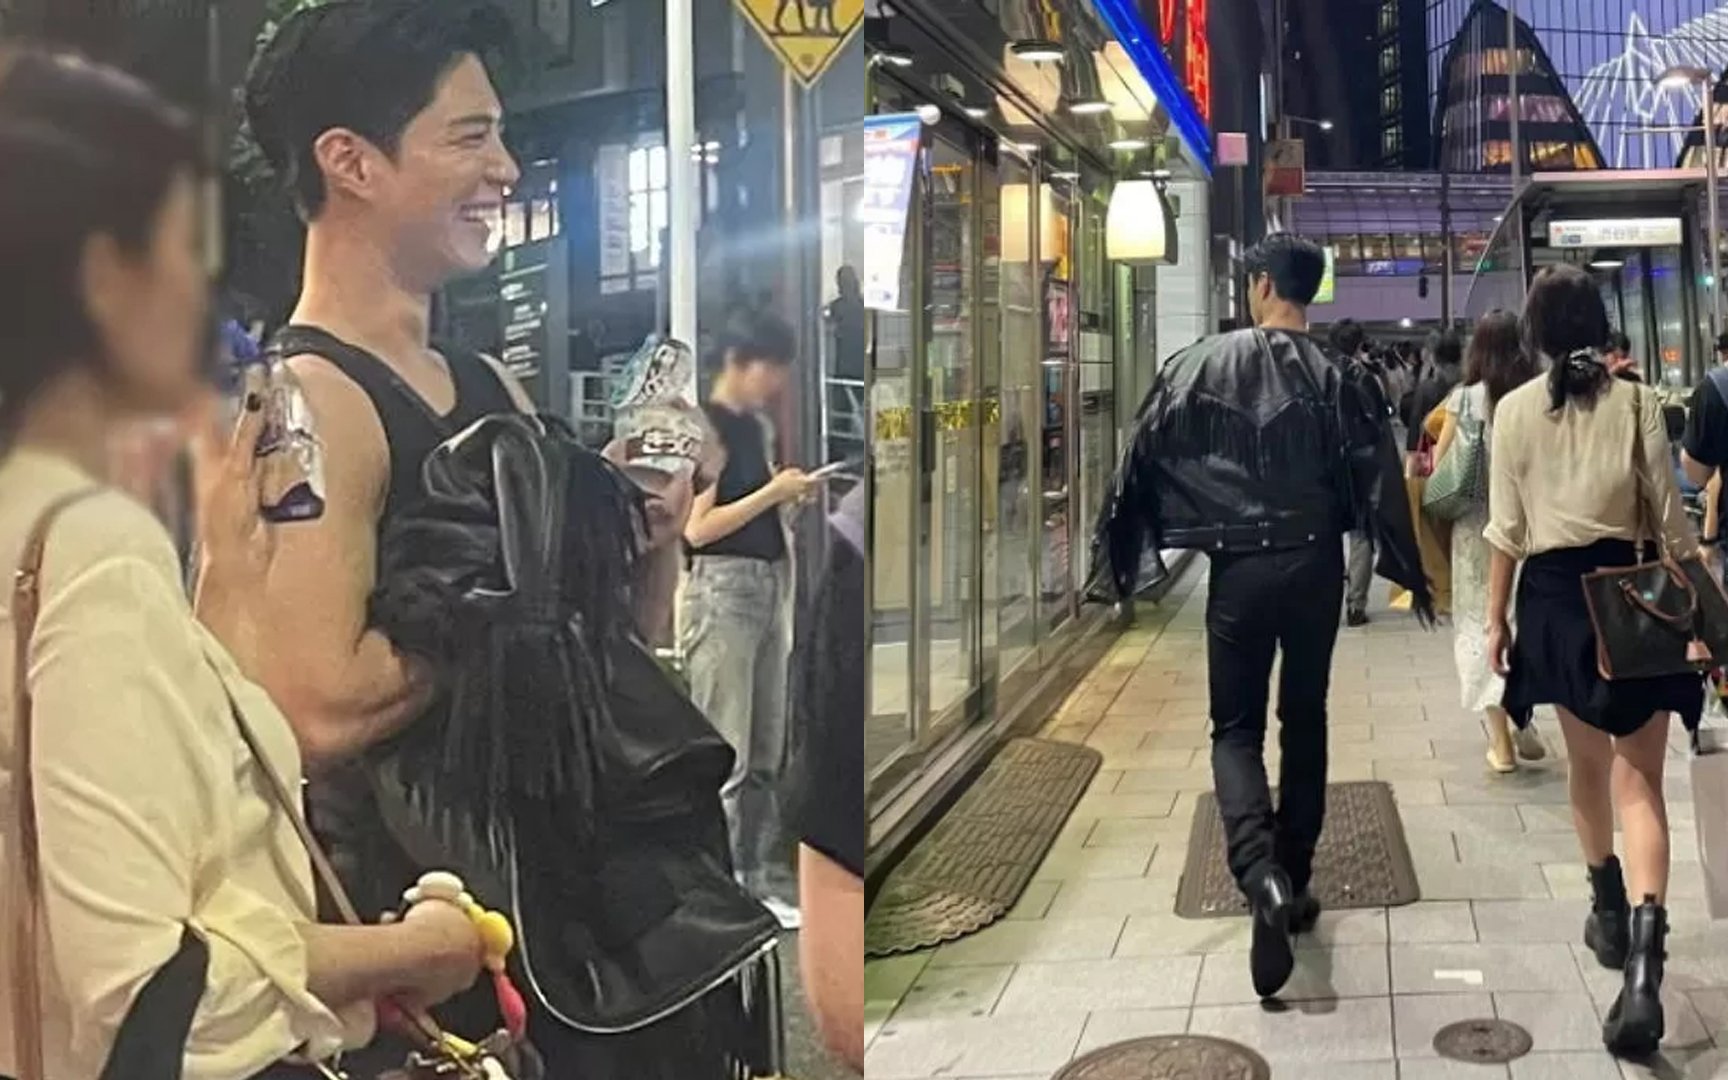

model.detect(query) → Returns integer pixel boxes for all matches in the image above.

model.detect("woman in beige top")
[0,48,483,1079]
[1484,265,1696,1061]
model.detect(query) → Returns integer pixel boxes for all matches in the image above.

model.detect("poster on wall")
[860,113,922,311]
[1044,271,1072,358]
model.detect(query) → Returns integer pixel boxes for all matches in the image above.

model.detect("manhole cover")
[1433,1019,1534,1064]
[1051,1035,1270,1080]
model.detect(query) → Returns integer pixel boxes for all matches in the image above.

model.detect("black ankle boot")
[1248,868,1296,999]
[1602,897,1667,1059]
[1585,856,1631,969]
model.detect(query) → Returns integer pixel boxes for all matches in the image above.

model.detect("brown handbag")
[7,489,529,1080]
[1580,386,1728,680]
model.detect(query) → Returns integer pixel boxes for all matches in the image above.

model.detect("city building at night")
[1431,0,1602,172]
[1284,0,1432,169]
[1429,0,1728,169]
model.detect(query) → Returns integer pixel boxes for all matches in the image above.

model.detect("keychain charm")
[392,871,530,1041]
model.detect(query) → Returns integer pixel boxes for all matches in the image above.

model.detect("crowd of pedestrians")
[1094,229,1728,1063]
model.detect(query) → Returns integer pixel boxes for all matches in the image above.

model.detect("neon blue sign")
[1089,0,1214,175]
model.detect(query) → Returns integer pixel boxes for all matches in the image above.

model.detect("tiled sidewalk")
[865,560,1728,1080]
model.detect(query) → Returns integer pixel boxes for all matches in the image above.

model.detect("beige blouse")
[1485,376,1696,561]
[0,451,363,1080]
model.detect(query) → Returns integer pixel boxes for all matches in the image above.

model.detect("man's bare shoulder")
[278,352,389,504]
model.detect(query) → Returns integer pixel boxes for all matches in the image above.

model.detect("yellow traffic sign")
[734,0,863,87]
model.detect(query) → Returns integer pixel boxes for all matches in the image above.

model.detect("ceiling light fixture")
[963,105,989,119]
[874,46,914,68]
[1011,39,1065,63]
[1109,137,1150,151]
[1067,97,1112,115]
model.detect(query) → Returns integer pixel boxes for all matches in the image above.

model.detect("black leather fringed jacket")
[1091,327,1435,622]
[360,413,777,1071]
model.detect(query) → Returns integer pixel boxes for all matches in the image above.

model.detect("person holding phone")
[682,310,817,929]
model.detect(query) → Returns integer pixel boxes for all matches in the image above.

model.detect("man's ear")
[311,127,377,203]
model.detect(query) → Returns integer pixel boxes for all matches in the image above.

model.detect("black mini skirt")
[1503,539,1703,737]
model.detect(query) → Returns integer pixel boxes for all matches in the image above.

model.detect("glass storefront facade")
[863,0,1210,825]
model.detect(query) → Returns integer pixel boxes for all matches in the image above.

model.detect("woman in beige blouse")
[1484,265,1696,1061]
[0,47,483,1079]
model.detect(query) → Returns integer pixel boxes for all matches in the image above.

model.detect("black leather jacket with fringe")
[1092,327,1434,621]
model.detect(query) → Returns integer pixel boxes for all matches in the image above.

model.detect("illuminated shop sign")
[1145,0,1210,126]
[1184,0,1209,127]
[1091,0,1213,173]
[1548,218,1683,248]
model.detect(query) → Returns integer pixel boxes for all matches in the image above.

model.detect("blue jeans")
[681,554,795,899]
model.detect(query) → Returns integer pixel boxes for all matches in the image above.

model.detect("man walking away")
[1329,318,1385,627]
[1093,234,1432,1000]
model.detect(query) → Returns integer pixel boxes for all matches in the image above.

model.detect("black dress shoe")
[1249,868,1297,999]
[1346,609,1370,628]
[1290,892,1322,935]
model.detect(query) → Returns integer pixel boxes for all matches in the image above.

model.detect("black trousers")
[1206,540,1344,896]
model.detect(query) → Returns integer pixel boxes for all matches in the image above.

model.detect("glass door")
[867,110,919,784]
[921,133,983,725]
[996,150,1040,685]
[1038,179,1076,633]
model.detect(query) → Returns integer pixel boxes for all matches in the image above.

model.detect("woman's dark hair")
[1463,309,1538,415]
[1523,264,1612,412]
[0,46,200,422]
[244,0,515,219]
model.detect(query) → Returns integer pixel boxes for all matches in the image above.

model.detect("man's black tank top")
[267,324,517,528]
[262,324,517,938]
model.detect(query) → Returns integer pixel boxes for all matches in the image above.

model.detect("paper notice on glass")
[860,113,923,312]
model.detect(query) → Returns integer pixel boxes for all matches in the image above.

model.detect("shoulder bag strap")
[222,690,456,1054]
[221,692,364,926]
[1628,383,1663,557]
[10,488,102,1080]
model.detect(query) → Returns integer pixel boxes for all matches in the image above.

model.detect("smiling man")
[241,0,528,772]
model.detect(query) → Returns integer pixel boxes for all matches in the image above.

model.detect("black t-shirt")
[794,532,866,878]
[1685,371,1728,471]
[696,402,786,561]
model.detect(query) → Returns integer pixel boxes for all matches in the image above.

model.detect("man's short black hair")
[243,0,515,218]
[1426,327,1463,369]
[1716,331,1728,354]
[1606,329,1631,354]
[1329,318,1367,357]
[726,311,797,367]
[1243,233,1326,306]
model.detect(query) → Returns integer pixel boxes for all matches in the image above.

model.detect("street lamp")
[1659,63,1723,342]
[1286,115,1336,132]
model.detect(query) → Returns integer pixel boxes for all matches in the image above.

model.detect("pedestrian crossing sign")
[734,0,863,86]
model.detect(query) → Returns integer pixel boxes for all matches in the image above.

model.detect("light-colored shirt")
[0,450,359,1080]
[1486,376,1696,561]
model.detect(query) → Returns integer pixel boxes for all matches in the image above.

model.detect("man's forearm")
[266,630,432,768]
